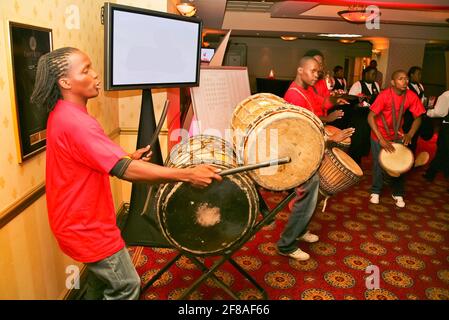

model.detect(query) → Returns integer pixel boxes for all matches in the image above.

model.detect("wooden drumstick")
[218,157,291,177]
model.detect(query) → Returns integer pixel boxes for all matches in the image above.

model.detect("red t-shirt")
[46,100,128,263]
[313,79,333,114]
[284,81,330,117]
[370,88,425,141]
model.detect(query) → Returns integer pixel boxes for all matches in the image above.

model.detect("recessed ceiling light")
[339,39,356,44]
[280,36,298,41]
[318,33,362,38]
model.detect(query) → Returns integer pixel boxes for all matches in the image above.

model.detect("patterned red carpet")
[131,149,449,300]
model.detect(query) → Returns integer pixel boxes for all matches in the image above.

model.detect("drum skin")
[156,135,259,256]
[319,147,363,196]
[231,93,325,191]
[379,142,414,177]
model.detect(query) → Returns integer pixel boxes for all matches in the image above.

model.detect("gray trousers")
[84,247,141,300]
[277,173,319,254]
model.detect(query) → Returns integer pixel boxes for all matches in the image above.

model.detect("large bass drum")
[156,135,259,256]
[231,93,325,191]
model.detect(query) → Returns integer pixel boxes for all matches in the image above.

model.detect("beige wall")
[0,0,170,299]
[385,38,426,87]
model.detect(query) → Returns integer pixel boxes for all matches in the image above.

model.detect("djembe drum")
[379,142,414,177]
[318,147,363,196]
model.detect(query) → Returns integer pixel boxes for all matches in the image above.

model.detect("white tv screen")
[104,3,202,90]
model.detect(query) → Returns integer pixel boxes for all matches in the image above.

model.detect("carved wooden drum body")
[319,147,363,196]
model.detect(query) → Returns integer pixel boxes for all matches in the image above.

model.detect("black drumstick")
[142,99,170,158]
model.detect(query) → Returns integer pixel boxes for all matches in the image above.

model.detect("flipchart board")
[190,66,251,143]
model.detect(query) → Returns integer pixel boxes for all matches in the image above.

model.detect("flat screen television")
[200,47,215,62]
[104,3,202,90]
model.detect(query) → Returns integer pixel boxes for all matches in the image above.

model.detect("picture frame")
[9,22,53,162]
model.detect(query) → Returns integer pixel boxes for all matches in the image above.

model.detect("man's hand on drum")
[327,109,344,122]
[186,165,222,188]
[336,97,350,105]
[402,132,413,146]
[130,145,152,161]
[328,127,355,143]
[380,138,395,153]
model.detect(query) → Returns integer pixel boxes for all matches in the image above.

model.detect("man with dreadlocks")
[31,47,222,300]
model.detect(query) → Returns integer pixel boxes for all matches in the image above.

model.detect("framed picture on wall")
[9,22,52,162]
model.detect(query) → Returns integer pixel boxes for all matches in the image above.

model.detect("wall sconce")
[372,49,382,57]
[268,69,275,79]
[176,1,197,17]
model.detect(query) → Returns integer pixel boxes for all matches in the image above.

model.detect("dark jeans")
[84,247,141,300]
[370,138,405,196]
[277,173,319,254]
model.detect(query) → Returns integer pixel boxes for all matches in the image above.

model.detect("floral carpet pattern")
[130,154,449,300]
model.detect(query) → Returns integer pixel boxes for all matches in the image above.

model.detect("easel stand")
[141,190,296,300]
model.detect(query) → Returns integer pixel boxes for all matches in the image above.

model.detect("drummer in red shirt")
[288,49,347,123]
[31,47,222,300]
[276,56,354,261]
[367,70,425,208]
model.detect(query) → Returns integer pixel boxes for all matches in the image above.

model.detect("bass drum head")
[157,172,258,256]
[244,110,325,191]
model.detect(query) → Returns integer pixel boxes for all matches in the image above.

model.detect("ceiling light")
[176,1,196,17]
[338,6,381,24]
[280,36,298,41]
[318,34,362,38]
[339,39,356,44]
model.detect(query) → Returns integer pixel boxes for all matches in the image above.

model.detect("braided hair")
[31,47,79,113]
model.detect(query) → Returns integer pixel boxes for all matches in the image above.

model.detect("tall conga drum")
[379,142,414,177]
[319,147,363,196]
[231,93,325,191]
[156,135,259,256]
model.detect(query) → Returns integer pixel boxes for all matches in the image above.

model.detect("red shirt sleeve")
[407,90,426,117]
[370,90,386,115]
[71,120,128,174]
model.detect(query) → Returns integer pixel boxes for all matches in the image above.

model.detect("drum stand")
[141,189,296,300]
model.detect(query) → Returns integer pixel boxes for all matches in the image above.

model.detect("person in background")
[369,60,383,89]
[31,47,222,300]
[367,70,425,208]
[423,90,449,182]
[403,66,434,153]
[333,65,347,93]
[347,66,381,164]
[280,56,354,261]
[348,66,380,104]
